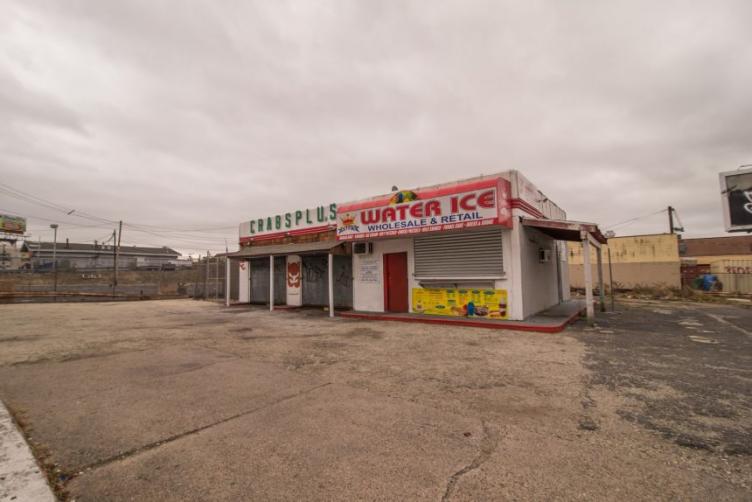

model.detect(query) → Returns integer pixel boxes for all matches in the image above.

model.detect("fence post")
[204,252,210,300]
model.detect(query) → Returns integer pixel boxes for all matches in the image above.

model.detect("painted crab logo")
[338,213,360,234]
[389,190,418,205]
[287,261,301,288]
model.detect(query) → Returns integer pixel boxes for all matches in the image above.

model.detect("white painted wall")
[286,255,302,306]
[238,260,250,303]
[353,232,518,317]
[494,228,515,319]
[520,226,561,318]
[352,238,415,312]
[507,220,525,321]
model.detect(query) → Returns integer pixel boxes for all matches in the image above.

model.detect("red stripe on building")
[239,224,335,244]
[511,199,545,219]
[337,178,501,212]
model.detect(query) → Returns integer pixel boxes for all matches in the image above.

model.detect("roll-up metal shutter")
[414,228,503,278]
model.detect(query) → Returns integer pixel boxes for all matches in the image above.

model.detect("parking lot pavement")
[572,300,752,456]
[0,299,750,500]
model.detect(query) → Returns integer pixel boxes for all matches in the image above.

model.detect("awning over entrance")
[522,217,607,324]
[521,217,607,244]
[219,241,345,258]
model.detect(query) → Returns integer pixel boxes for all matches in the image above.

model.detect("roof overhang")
[219,240,345,258]
[521,217,607,244]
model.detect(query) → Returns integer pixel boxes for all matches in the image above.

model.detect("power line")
[603,208,668,230]
[0,183,116,225]
[0,182,237,236]
[0,208,113,229]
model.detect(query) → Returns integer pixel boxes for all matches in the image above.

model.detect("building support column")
[269,255,274,312]
[225,257,231,307]
[596,246,605,312]
[328,252,334,318]
[582,235,594,324]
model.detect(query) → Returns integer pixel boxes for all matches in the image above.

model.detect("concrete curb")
[338,307,585,333]
[0,401,57,502]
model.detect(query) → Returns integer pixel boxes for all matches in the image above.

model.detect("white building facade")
[228,171,605,322]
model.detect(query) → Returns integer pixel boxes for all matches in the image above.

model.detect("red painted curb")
[338,307,584,334]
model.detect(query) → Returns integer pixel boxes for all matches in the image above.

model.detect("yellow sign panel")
[412,288,508,319]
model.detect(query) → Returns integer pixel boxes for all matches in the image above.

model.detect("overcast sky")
[2,0,751,256]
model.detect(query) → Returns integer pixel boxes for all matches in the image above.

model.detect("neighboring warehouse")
[224,171,607,322]
[680,235,752,266]
[680,235,752,293]
[21,241,181,271]
[568,233,681,290]
[569,233,752,293]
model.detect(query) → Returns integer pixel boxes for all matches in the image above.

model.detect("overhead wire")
[603,208,668,230]
[0,182,236,246]
[0,208,113,229]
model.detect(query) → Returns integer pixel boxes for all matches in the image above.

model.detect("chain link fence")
[0,257,229,303]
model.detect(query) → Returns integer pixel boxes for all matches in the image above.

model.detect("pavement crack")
[70,382,331,477]
[441,421,499,502]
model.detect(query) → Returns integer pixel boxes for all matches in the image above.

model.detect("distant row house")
[19,241,182,272]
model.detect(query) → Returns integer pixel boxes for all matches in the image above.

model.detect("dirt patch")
[229,327,254,334]
[340,327,384,339]
[0,335,43,343]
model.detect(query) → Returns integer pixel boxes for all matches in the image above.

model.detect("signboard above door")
[336,177,512,241]
[239,204,337,244]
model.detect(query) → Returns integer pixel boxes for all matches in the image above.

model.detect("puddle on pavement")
[679,319,703,327]
[652,309,673,315]
[688,335,719,344]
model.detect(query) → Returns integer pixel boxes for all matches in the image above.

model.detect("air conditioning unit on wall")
[539,248,551,263]
[353,242,373,255]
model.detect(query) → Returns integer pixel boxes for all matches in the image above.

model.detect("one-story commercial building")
[224,171,606,323]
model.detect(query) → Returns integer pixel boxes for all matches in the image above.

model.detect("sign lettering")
[240,203,337,243]
[337,180,511,241]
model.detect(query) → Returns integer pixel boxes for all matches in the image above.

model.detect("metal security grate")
[414,227,504,278]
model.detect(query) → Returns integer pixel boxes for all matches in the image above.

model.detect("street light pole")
[50,224,58,293]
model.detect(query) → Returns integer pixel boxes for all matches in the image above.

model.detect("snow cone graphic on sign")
[389,190,418,205]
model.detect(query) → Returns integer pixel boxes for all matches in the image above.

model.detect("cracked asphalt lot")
[0,299,750,500]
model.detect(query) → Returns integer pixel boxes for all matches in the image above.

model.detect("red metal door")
[384,252,409,313]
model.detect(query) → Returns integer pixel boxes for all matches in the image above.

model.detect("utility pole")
[111,229,117,296]
[608,247,615,312]
[215,256,219,300]
[193,255,201,298]
[113,220,122,295]
[668,206,674,234]
[50,224,58,293]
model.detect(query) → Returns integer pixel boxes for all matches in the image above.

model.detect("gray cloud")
[1,0,751,254]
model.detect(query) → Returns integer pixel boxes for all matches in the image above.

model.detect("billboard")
[336,177,512,241]
[720,168,752,232]
[0,214,26,235]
